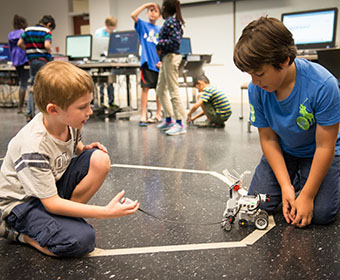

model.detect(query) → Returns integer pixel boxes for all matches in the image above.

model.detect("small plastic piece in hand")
[120,197,134,205]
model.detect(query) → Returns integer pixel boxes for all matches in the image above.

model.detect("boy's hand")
[281,184,296,224]
[186,114,192,123]
[156,61,162,69]
[145,2,157,9]
[104,190,139,218]
[291,194,314,228]
[83,142,108,154]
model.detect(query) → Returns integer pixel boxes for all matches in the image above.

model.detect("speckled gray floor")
[0,103,339,280]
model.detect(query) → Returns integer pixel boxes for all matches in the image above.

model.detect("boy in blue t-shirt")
[131,3,163,126]
[234,16,340,228]
[186,74,232,128]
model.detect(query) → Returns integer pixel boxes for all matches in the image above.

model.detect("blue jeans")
[27,60,47,117]
[6,149,97,257]
[248,153,340,224]
[99,83,114,106]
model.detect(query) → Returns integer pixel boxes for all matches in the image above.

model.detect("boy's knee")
[312,190,340,225]
[312,210,337,225]
[91,150,111,174]
[70,226,96,257]
[52,225,96,257]
[259,199,279,213]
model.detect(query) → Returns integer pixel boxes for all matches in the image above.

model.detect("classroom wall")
[0,0,339,102]
[89,0,114,35]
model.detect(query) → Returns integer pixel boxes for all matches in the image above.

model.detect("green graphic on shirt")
[296,98,315,130]
[249,104,255,122]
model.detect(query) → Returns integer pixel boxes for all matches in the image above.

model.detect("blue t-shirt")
[95,27,111,38]
[135,19,160,72]
[248,58,340,157]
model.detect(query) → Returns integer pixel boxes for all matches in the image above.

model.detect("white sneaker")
[165,123,186,136]
[158,121,175,131]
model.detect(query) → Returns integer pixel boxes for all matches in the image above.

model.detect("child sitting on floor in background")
[187,74,232,128]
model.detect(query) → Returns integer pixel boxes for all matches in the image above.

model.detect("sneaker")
[165,123,186,136]
[0,220,6,237]
[147,116,162,124]
[0,220,21,243]
[158,121,175,131]
[196,120,225,128]
[109,103,119,110]
[139,120,148,127]
[195,120,213,127]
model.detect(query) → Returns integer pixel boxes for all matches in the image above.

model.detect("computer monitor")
[0,43,11,63]
[92,37,109,60]
[179,37,192,57]
[281,7,338,50]
[66,34,92,61]
[317,48,340,80]
[107,30,139,58]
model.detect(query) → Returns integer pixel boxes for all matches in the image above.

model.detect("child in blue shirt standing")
[156,0,186,136]
[234,16,340,228]
[131,3,163,126]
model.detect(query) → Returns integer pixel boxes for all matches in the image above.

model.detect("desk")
[76,62,140,119]
[296,54,318,61]
[0,62,141,119]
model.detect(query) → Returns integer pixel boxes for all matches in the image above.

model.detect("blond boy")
[0,61,139,257]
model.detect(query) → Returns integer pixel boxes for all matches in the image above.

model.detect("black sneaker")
[0,220,21,242]
[109,103,119,110]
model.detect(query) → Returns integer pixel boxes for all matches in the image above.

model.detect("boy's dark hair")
[13,14,27,30]
[193,74,210,86]
[162,0,185,25]
[234,16,297,73]
[39,15,56,30]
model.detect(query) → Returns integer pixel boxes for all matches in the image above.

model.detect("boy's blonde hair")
[105,16,117,28]
[34,61,94,113]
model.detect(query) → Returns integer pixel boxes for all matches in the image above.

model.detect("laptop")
[0,43,11,64]
[92,37,109,61]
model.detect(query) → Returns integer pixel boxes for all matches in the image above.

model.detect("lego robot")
[219,169,270,231]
